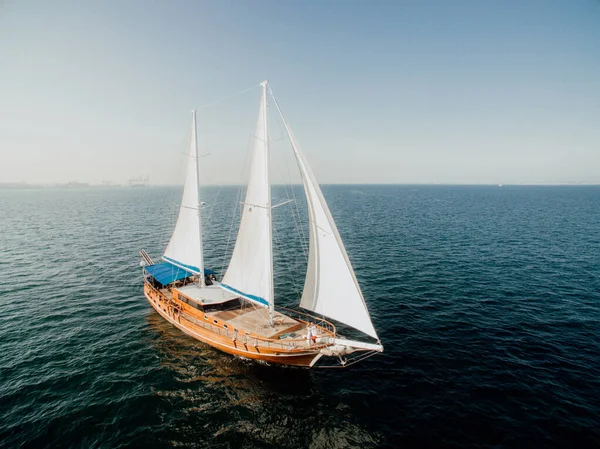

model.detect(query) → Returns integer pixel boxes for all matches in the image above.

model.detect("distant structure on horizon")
[129,176,149,188]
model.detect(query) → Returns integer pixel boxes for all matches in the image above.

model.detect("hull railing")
[145,282,335,353]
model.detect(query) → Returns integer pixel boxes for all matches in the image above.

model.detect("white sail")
[163,111,204,276]
[270,90,379,340]
[221,81,273,308]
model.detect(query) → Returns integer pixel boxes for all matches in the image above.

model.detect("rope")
[202,183,221,229]
[219,183,243,278]
[219,129,254,277]
[268,87,310,259]
[281,168,308,261]
[196,84,259,111]
[316,350,380,369]
[287,165,309,260]
[271,220,303,304]
[268,95,309,261]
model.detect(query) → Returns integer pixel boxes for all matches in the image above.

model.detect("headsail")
[270,89,379,340]
[163,111,204,277]
[221,81,274,308]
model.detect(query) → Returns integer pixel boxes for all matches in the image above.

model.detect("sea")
[0,185,599,448]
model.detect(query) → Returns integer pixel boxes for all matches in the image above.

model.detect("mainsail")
[221,81,274,308]
[163,110,204,276]
[270,90,379,340]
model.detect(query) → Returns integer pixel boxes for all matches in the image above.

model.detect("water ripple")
[0,186,599,447]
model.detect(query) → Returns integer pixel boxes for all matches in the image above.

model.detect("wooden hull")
[144,284,325,368]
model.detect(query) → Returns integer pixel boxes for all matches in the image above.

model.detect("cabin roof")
[145,261,215,286]
[176,283,238,305]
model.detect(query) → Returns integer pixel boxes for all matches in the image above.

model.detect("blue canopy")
[145,261,216,286]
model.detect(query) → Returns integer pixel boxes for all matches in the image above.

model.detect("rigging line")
[343,350,381,367]
[316,350,380,369]
[220,183,243,278]
[278,161,305,259]
[287,165,309,260]
[196,84,260,111]
[270,103,308,261]
[272,148,307,261]
[219,129,254,276]
[284,181,308,261]
[268,121,306,303]
[203,183,222,230]
[271,221,303,304]
[271,199,294,209]
[269,90,309,259]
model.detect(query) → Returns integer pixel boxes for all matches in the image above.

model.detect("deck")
[147,282,334,354]
[213,306,303,339]
[174,282,306,339]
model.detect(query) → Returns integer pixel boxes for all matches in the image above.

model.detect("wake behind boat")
[141,81,383,368]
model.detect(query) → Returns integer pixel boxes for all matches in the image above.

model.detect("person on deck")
[306,323,313,345]
[310,324,318,344]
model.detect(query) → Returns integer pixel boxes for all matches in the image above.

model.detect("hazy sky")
[1,0,599,185]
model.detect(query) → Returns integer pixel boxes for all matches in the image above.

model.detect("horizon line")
[2,182,600,189]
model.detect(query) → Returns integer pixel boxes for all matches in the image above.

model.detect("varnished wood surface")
[144,282,334,367]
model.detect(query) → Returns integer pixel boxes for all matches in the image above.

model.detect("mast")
[220,81,274,313]
[193,110,205,288]
[262,81,275,326]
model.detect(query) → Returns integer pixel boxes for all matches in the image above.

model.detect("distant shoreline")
[2,183,599,190]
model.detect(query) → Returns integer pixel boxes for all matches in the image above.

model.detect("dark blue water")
[1,185,599,448]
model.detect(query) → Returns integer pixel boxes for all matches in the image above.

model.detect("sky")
[1,0,599,185]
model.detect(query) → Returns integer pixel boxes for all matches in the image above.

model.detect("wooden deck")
[213,307,303,339]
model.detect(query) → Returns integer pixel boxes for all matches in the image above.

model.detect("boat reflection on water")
[145,311,314,394]
[144,312,381,448]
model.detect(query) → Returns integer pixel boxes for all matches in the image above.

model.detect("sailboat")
[141,81,383,368]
